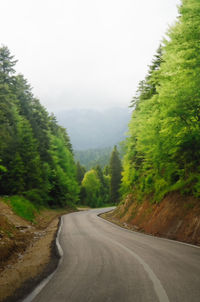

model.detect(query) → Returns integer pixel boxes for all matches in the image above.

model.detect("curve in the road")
[105,237,169,302]
[23,208,200,302]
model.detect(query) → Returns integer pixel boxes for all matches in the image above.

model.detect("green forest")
[121,0,200,203]
[0,46,79,208]
[77,146,122,207]
[1,0,200,212]
[0,46,79,206]
[0,49,122,210]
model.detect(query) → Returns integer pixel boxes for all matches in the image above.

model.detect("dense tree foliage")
[121,0,200,202]
[109,146,122,203]
[81,169,101,207]
[95,165,110,204]
[0,46,79,207]
[80,165,110,207]
[76,161,86,185]
[78,146,124,207]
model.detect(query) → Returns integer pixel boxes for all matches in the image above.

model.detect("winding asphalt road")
[29,208,200,302]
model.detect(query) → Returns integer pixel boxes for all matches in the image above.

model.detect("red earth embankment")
[104,192,200,245]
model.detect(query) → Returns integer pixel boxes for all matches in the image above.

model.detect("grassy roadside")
[3,195,38,222]
[2,195,76,224]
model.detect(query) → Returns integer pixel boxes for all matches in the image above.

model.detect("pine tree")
[95,165,110,204]
[109,146,122,203]
[76,161,86,185]
[7,152,25,193]
[0,46,79,207]
[130,45,162,109]
[0,45,17,85]
[18,117,42,190]
[49,130,79,207]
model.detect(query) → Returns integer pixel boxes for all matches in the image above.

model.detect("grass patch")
[3,195,38,222]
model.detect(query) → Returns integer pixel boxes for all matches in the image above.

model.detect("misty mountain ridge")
[55,107,131,150]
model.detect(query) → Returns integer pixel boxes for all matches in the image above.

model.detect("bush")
[23,189,48,207]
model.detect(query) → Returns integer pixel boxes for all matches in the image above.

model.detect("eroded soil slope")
[0,200,71,302]
[104,193,200,245]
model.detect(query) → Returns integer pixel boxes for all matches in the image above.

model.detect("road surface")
[29,208,200,302]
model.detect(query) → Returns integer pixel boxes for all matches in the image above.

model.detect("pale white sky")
[1,0,180,111]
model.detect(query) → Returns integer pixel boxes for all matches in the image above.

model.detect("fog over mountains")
[55,107,131,150]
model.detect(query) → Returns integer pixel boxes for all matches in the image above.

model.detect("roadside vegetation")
[0,45,123,213]
[120,0,200,204]
[0,46,79,209]
[77,146,122,208]
[3,196,37,222]
[1,0,199,243]
[3,0,200,299]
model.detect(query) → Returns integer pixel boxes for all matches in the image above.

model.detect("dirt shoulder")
[101,192,200,246]
[0,201,73,302]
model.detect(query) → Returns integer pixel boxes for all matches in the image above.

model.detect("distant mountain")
[55,107,131,150]
[74,147,112,170]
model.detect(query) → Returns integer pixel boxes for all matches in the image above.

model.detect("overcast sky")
[1,0,180,112]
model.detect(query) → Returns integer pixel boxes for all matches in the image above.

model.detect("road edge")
[3,216,64,302]
[99,209,200,250]
[22,216,64,302]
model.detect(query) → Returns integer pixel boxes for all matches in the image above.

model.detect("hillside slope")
[105,193,200,245]
[110,1,200,246]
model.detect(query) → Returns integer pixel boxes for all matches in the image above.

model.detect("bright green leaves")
[80,165,110,208]
[81,169,101,207]
[122,0,200,202]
